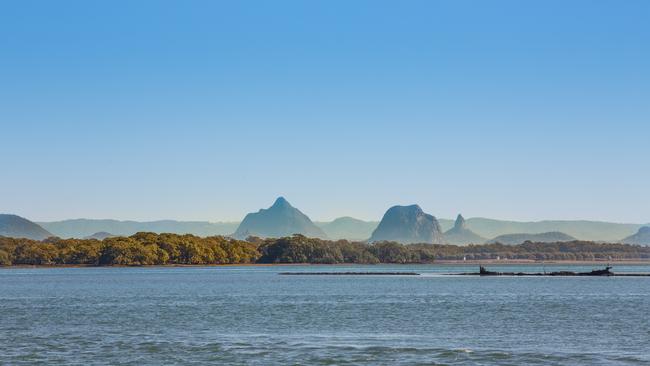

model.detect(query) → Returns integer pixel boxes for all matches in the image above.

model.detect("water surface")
[1,264,649,365]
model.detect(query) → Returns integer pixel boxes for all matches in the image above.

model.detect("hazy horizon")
[30,214,649,226]
[2,1,649,223]
[18,205,650,227]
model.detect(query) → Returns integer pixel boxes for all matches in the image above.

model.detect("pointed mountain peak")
[271,196,291,209]
[444,214,486,245]
[233,198,327,239]
[454,214,466,229]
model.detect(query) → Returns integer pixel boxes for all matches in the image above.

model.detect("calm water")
[1,264,650,365]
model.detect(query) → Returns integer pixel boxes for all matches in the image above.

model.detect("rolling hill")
[38,219,239,239]
[487,231,577,245]
[316,217,378,240]
[0,214,53,240]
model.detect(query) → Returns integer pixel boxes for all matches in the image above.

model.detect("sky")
[1,0,649,223]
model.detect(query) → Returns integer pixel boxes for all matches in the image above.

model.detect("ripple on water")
[1,265,650,365]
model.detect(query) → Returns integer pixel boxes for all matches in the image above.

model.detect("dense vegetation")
[0,233,259,266]
[1,233,649,266]
[258,236,650,263]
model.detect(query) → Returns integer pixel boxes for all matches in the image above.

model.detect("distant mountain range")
[33,217,650,244]
[369,205,445,244]
[0,214,52,240]
[34,218,650,243]
[0,200,639,245]
[39,219,239,238]
[453,218,643,242]
[233,197,327,239]
[487,232,577,245]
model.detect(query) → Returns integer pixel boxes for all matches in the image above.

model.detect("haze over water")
[2,264,649,365]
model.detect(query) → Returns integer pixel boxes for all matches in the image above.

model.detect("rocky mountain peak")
[271,196,291,209]
[621,226,650,245]
[443,213,486,245]
[454,214,466,230]
[369,204,445,244]
[233,197,327,239]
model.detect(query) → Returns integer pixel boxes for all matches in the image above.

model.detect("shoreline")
[3,259,650,269]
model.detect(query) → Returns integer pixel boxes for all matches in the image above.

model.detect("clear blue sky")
[1,0,649,223]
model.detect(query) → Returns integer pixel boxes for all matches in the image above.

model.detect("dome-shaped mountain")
[0,214,53,240]
[444,214,486,245]
[621,227,650,245]
[369,205,445,244]
[487,231,576,245]
[233,197,327,239]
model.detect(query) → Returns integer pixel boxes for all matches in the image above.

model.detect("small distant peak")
[84,231,114,240]
[455,214,466,229]
[271,196,291,209]
[332,216,357,223]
